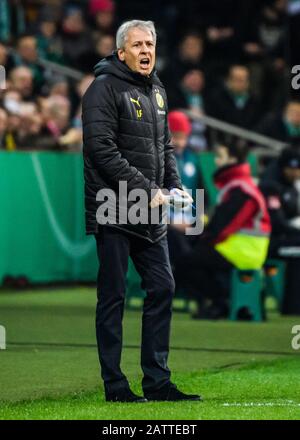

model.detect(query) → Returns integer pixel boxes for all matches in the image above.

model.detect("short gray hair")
[116,20,157,49]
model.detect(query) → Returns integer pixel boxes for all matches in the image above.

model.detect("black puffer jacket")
[82,53,182,242]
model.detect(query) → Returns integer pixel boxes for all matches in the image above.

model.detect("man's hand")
[171,188,194,205]
[150,189,167,208]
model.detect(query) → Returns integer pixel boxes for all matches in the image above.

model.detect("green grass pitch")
[0,287,299,420]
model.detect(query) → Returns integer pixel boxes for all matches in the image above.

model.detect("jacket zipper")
[147,86,159,185]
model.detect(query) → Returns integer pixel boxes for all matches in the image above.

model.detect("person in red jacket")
[178,139,271,319]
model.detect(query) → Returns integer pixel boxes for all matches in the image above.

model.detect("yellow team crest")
[155,91,164,108]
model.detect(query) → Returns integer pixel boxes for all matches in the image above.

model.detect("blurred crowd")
[1,0,300,316]
[0,0,300,152]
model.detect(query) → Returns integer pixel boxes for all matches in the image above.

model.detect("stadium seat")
[229,269,264,321]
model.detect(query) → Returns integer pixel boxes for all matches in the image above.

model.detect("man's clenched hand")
[171,188,194,205]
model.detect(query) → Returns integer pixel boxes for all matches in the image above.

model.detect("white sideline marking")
[223,400,300,407]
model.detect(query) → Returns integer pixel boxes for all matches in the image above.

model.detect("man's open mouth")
[140,58,150,68]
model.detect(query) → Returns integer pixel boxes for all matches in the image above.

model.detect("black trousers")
[95,226,175,394]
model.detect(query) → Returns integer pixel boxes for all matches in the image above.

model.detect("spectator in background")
[1,89,36,151]
[167,69,205,115]
[168,111,201,195]
[177,140,271,319]
[257,100,300,145]
[80,33,115,73]
[261,147,300,236]
[89,0,116,37]
[1,89,24,150]
[13,34,45,94]
[0,108,9,149]
[176,33,205,73]
[289,0,300,67]
[95,33,115,58]
[1,93,44,151]
[8,66,34,101]
[0,0,292,155]
[72,74,94,124]
[242,0,288,112]
[207,65,261,129]
[61,5,93,70]
[36,5,63,63]
[163,32,205,86]
[59,74,94,150]
[47,75,69,98]
[200,0,241,83]
[15,34,38,64]
[14,102,43,149]
[1,89,22,114]
[166,68,208,152]
[167,111,203,279]
[0,0,25,42]
[39,94,71,150]
[260,147,300,315]
[0,42,7,66]
[5,105,21,151]
[0,42,14,74]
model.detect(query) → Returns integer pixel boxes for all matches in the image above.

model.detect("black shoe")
[144,383,202,402]
[106,387,148,403]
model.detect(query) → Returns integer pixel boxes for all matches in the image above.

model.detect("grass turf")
[0,287,299,420]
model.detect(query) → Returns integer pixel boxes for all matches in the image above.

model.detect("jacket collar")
[94,51,162,88]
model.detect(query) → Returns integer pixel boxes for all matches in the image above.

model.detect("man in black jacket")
[206,65,261,129]
[260,147,300,314]
[257,100,300,145]
[82,20,200,403]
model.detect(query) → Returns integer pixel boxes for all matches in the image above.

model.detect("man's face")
[117,27,156,76]
[11,68,33,98]
[171,132,188,154]
[283,167,300,184]
[96,11,114,30]
[40,21,56,38]
[182,69,204,93]
[215,145,237,168]
[18,37,38,63]
[285,103,300,127]
[96,35,114,57]
[180,35,203,62]
[227,67,249,94]
[63,11,85,34]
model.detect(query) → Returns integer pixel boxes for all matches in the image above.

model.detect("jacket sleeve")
[163,115,183,191]
[82,79,159,199]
